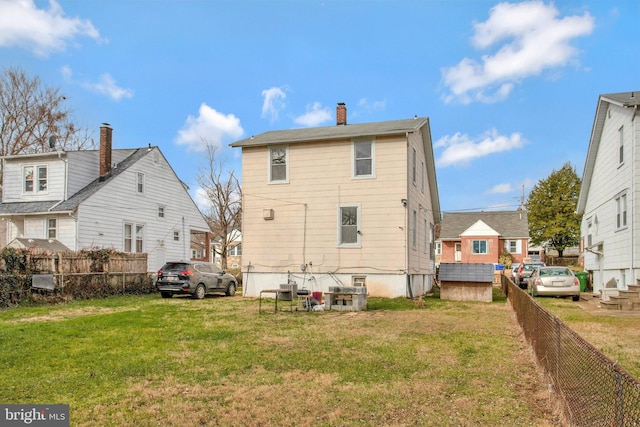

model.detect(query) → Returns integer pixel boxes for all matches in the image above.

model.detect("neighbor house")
[577,91,640,292]
[0,124,211,272]
[230,104,441,298]
[211,228,242,269]
[437,211,529,265]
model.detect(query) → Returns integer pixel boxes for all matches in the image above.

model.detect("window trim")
[136,172,145,195]
[616,192,628,230]
[269,145,289,184]
[124,222,145,253]
[618,125,624,165]
[23,165,48,194]
[338,203,361,248]
[46,218,57,239]
[352,139,375,179]
[158,205,165,218]
[412,147,417,185]
[472,240,488,255]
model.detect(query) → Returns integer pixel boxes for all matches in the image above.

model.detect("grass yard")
[533,296,640,379]
[0,290,559,426]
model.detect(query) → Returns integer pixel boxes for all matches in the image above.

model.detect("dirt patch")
[6,306,137,323]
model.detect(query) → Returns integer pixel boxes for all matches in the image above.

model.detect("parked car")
[516,262,546,289]
[510,263,521,282]
[527,266,580,301]
[156,261,237,299]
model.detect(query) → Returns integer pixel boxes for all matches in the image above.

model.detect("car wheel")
[194,284,206,299]
[160,291,172,299]
[226,282,237,296]
[572,295,580,302]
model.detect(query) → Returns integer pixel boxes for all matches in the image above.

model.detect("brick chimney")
[336,102,347,125]
[99,123,112,177]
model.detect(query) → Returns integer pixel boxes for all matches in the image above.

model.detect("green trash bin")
[576,271,588,292]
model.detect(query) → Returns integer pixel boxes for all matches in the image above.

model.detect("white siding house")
[230,104,441,298]
[577,91,640,292]
[0,124,210,272]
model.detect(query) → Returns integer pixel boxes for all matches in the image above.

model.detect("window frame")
[472,240,488,255]
[338,204,361,248]
[46,218,57,239]
[136,172,145,194]
[616,193,628,229]
[412,147,417,185]
[124,222,145,253]
[158,205,165,218]
[618,126,624,165]
[269,145,289,184]
[352,139,375,179]
[23,165,48,194]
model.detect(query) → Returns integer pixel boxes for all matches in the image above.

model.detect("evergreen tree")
[525,162,582,257]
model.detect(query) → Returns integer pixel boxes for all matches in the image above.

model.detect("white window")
[618,126,624,164]
[173,230,180,241]
[228,244,242,256]
[472,240,488,254]
[435,241,442,256]
[124,223,144,253]
[412,210,417,249]
[587,217,593,247]
[423,219,428,254]
[158,205,165,218]
[338,205,361,247]
[421,161,425,194]
[353,140,374,178]
[504,240,522,254]
[269,146,288,183]
[137,172,145,194]
[46,218,57,239]
[23,165,48,193]
[616,193,627,229]
[412,147,417,184]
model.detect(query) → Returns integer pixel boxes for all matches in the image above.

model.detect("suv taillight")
[179,269,193,277]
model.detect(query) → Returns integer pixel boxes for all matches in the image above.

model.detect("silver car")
[528,266,580,301]
[156,261,237,299]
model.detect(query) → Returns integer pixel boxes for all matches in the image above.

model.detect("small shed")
[438,263,494,302]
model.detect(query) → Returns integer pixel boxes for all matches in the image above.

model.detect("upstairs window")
[173,230,180,241]
[412,147,417,184]
[158,205,165,218]
[24,165,48,193]
[353,140,374,178]
[618,126,624,164]
[269,146,288,183]
[124,223,144,253]
[136,172,145,194]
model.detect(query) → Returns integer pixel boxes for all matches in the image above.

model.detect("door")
[454,243,462,262]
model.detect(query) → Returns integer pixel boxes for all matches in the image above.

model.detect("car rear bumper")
[157,282,192,294]
[534,285,580,297]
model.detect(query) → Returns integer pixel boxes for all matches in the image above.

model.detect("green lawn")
[0,291,557,426]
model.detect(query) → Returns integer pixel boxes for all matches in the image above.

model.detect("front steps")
[599,282,640,311]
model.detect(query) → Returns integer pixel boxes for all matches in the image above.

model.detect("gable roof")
[460,220,500,237]
[438,211,528,240]
[230,117,430,147]
[0,147,150,215]
[577,91,640,214]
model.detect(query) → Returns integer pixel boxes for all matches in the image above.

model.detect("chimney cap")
[101,122,111,127]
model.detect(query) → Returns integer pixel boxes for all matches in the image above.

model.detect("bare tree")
[197,144,242,269]
[0,66,94,157]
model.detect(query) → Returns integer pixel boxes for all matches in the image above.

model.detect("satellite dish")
[48,136,56,149]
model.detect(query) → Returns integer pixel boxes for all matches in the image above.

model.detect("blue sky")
[1,0,639,213]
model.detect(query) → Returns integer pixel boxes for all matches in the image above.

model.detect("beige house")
[230,104,440,298]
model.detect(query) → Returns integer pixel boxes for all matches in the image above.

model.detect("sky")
[1,0,639,214]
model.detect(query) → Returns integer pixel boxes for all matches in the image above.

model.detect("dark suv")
[516,262,545,289]
[156,261,237,299]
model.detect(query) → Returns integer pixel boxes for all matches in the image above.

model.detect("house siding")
[240,129,437,298]
[2,154,66,203]
[75,148,209,271]
[581,100,640,290]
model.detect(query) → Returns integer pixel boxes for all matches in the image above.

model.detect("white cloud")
[61,66,133,101]
[261,86,287,122]
[0,0,102,57]
[486,183,513,194]
[434,128,525,167]
[441,1,594,104]
[358,97,386,112]
[175,103,244,152]
[294,102,332,127]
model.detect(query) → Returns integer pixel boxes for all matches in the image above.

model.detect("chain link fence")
[502,275,640,425]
